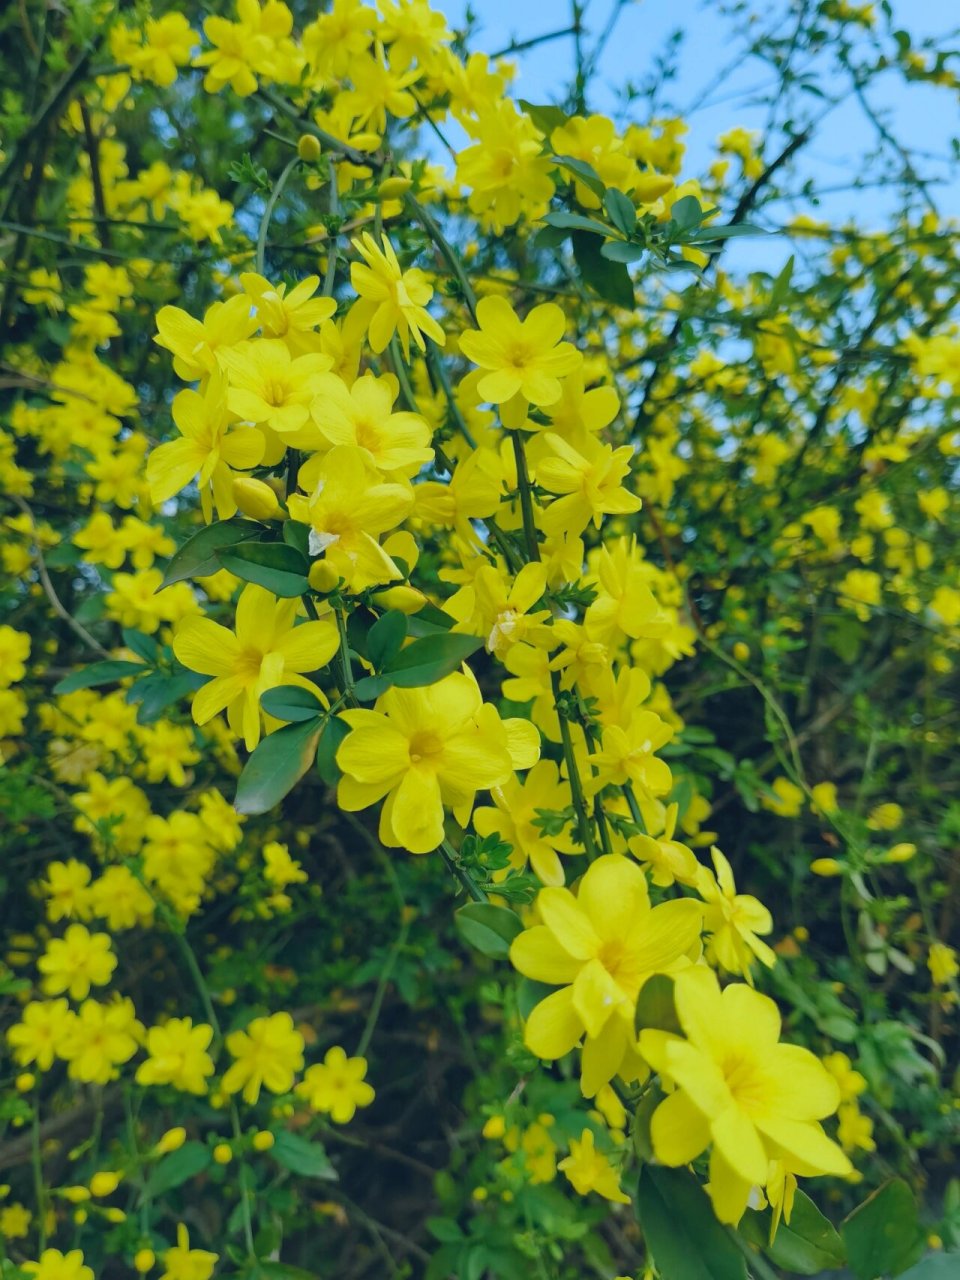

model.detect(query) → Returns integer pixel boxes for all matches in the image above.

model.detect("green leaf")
[282,519,311,558]
[600,240,645,263]
[427,1217,465,1244]
[217,542,310,597]
[162,517,262,586]
[143,1141,211,1198]
[637,1166,746,1280]
[842,1179,926,1280]
[270,1130,337,1181]
[368,610,408,670]
[898,1256,960,1280]
[122,628,159,663]
[770,253,795,307]
[604,188,637,235]
[670,195,704,233]
[259,685,325,723]
[128,672,203,724]
[551,154,607,199]
[634,974,681,1035]
[572,231,634,310]
[518,100,567,135]
[517,978,555,1021]
[258,1264,322,1280]
[689,222,766,243]
[378,632,483,690]
[455,903,522,959]
[741,1191,846,1274]
[234,717,324,815]
[541,211,611,236]
[53,660,144,694]
[316,714,351,786]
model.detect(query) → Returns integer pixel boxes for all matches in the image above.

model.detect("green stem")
[405,192,478,321]
[725,1225,782,1280]
[256,155,299,275]
[551,672,597,861]
[624,784,649,835]
[440,839,488,902]
[335,607,357,705]
[511,432,541,563]
[32,1098,46,1251]
[321,159,339,297]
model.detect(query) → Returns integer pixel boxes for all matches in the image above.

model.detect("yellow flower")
[240,271,337,354]
[349,232,445,359]
[629,803,700,888]
[928,941,958,986]
[38,924,116,1000]
[40,860,93,922]
[309,371,434,475]
[0,624,30,684]
[154,294,258,382]
[23,1250,93,1280]
[59,998,142,1085]
[558,1129,630,1203]
[288,445,414,591]
[586,712,674,799]
[173,584,338,751]
[761,776,805,818]
[696,846,776,980]
[538,434,641,536]
[459,297,581,417]
[336,669,540,853]
[222,1011,304,1104]
[823,1051,867,1102]
[147,371,266,520]
[456,101,556,232]
[510,855,703,1096]
[640,967,851,1225]
[473,759,577,886]
[0,1202,31,1239]
[867,801,903,831]
[137,1018,216,1094]
[220,338,333,444]
[158,1224,217,1280]
[296,1045,375,1122]
[6,1001,75,1072]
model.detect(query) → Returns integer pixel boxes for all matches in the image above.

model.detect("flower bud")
[884,842,917,863]
[232,476,282,521]
[134,1249,156,1273]
[370,584,427,614]
[89,1170,121,1197]
[297,134,322,163]
[377,176,412,199]
[252,1130,275,1152]
[309,560,340,593]
[810,857,844,877]
[154,1126,186,1155]
[213,1143,233,1165]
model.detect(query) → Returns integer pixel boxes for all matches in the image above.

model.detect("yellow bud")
[794,925,809,942]
[154,1127,186,1155]
[309,560,340,593]
[252,1130,275,1152]
[811,857,844,877]
[89,1171,121,1197]
[471,1186,488,1201]
[104,1208,126,1223]
[732,641,750,662]
[134,1248,156,1273]
[62,1186,91,1203]
[377,176,413,199]
[482,1115,506,1140]
[370,585,427,614]
[15,1073,35,1092]
[232,476,282,521]
[884,842,917,863]
[73,1208,88,1224]
[297,134,322,162]
[213,1143,233,1165]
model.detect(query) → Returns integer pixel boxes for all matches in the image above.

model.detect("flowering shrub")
[0,2,957,1278]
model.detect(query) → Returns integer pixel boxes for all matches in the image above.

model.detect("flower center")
[408,729,444,764]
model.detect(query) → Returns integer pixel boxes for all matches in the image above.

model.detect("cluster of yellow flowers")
[1,0,957,1275]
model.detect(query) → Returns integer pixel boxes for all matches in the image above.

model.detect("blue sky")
[432,0,959,269]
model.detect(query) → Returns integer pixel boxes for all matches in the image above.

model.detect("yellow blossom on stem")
[222,1011,304,1105]
[349,232,445,359]
[296,1046,375,1122]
